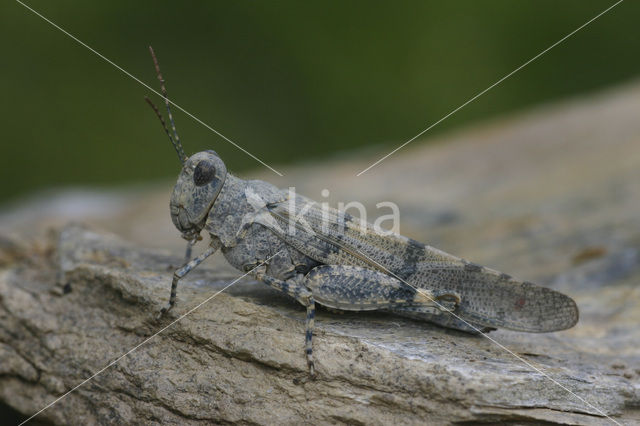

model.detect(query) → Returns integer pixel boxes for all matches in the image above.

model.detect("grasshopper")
[146,47,578,377]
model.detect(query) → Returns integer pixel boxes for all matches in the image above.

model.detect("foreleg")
[158,245,218,318]
[183,241,193,264]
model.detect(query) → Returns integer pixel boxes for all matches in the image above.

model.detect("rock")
[2,224,635,426]
[2,81,640,424]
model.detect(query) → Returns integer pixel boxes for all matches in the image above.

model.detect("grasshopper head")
[170,150,227,241]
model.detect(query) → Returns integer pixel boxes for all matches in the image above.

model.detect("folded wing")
[261,196,578,332]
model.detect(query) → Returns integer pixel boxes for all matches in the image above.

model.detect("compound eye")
[193,160,216,186]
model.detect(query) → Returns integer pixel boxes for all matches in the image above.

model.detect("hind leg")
[303,265,481,333]
[253,267,317,377]
[303,265,457,311]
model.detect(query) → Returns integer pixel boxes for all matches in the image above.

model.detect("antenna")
[147,45,187,164]
[145,96,184,161]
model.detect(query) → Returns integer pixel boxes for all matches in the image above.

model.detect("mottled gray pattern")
[170,151,227,242]
[162,151,578,373]
[264,195,578,332]
[305,265,421,310]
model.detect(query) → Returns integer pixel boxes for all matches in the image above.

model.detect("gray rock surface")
[2,81,640,424]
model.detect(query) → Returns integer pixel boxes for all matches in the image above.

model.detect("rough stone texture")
[2,81,640,424]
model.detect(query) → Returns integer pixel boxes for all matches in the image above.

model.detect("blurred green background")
[1,0,638,204]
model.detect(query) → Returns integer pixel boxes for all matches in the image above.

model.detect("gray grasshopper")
[146,48,578,377]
